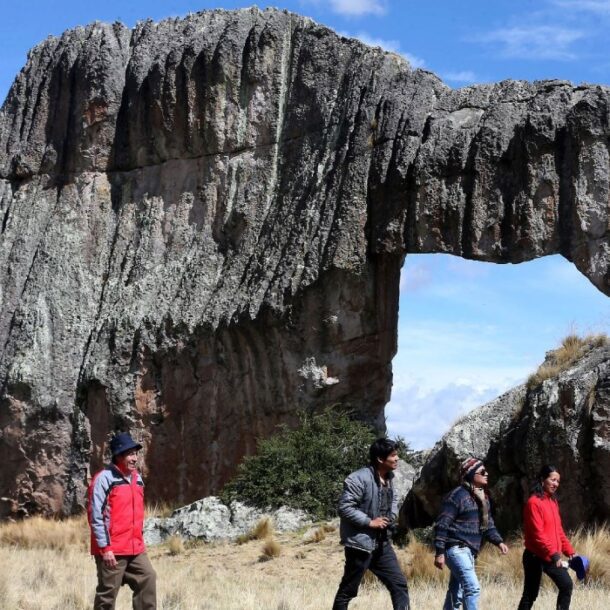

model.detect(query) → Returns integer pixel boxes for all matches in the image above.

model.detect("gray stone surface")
[143,496,312,544]
[0,7,608,516]
[402,343,610,531]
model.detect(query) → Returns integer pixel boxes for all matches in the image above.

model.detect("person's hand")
[102,549,117,568]
[498,543,509,555]
[369,517,390,529]
[555,559,563,568]
[434,555,445,570]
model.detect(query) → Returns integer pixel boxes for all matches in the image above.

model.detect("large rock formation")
[403,341,610,532]
[0,8,608,517]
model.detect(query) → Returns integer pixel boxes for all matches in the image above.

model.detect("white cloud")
[330,0,387,16]
[345,31,426,67]
[551,0,610,14]
[385,380,509,449]
[402,52,426,69]
[400,260,432,293]
[442,70,479,85]
[352,32,401,54]
[477,25,584,60]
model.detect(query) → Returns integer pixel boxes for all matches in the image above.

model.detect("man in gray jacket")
[332,438,410,610]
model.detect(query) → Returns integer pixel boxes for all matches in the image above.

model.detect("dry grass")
[527,333,608,389]
[302,526,327,544]
[145,501,178,519]
[0,515,89,551]
[0,517,608,609]
[236,516,275,544]
[166,535,185,556]
[260,537,282,560]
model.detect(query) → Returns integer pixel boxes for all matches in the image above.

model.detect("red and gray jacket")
[523,493,574,562]
[87,464,146,556]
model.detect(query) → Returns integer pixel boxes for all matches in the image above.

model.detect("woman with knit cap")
[517,465,575,610]
[433,457,508,610]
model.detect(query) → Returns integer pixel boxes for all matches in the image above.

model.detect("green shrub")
[221,408,405,519]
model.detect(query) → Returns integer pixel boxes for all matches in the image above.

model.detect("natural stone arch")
[0,8,608,516]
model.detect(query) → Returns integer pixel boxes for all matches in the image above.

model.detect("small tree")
[221,408,384,519]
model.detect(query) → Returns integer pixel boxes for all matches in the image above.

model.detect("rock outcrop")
[0,8,608,517]
[402,342,610,532]
[143,496,312,545]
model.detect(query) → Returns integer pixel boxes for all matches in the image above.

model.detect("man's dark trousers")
[332,541,410,609]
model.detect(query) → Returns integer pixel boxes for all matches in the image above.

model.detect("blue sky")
[2,1,609,449]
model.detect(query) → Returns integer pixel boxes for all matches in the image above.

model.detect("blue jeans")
[443,545,480,610]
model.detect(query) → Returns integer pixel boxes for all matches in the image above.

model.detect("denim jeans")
[332,541,410,609]
[443,545,480,610]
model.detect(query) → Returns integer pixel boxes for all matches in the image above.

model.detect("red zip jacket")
[87,465,146,556]
[523,494,574,562]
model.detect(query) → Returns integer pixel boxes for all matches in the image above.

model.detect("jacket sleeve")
[434,490,459,556]
[558,511,575,556]
[338,473,371,528]
[90,473,112,551]
[524,498,555,562]
[390,483,399,522]
[483,501,503,546]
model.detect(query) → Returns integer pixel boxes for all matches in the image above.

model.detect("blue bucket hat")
[110,432,142,457]
[568,555,589,581]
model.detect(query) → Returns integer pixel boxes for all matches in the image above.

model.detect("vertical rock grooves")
[0,8,608,516]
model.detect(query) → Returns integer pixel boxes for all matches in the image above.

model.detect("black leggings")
[517,549,573,610]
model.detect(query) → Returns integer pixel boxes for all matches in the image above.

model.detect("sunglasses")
[475,469,488,476]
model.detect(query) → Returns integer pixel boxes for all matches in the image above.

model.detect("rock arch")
[0,8,608,516]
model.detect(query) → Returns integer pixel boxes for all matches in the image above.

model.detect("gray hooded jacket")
[338,465,397,552]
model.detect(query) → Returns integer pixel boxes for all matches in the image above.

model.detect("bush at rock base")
[221,408,411,519]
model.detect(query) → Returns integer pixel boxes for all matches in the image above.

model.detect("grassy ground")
[0,516,608,609]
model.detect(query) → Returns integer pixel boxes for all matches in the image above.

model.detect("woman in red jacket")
[517,465,576,610]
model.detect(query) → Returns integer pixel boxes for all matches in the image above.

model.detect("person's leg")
[332,547,372,610]
[444,546,480,610]
[121,553,157,610]
[368,541,410,610]
[542,562,573,610]
[94,556,129,610]
[442,568,463,610]
[517,550,543,610]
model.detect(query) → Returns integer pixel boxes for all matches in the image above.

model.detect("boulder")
[143,496,312,544]
[402,341,610,532]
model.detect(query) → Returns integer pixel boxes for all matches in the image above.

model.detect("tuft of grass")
[570,525,610,585]
[527,333,608,389]
[167,535,185,556]
[0,515,89,551]
[401,540,446,585]
[260,537,282,561]
[237,517,275,544]
[302,526,326,544]
[146,501,178,519]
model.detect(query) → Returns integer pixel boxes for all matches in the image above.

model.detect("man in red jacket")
[88,432,156,610]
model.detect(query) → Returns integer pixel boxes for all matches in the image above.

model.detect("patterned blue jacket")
[434,484,503,556]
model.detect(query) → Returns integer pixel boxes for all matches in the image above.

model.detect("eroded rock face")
[403,344,610,531]
[0,8,608,516]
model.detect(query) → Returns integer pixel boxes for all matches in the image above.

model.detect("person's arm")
[558,507,575,558]
[338,473,388,529]
[90,473,117,568]
[484,507,508,554]
[433,489,460,568]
